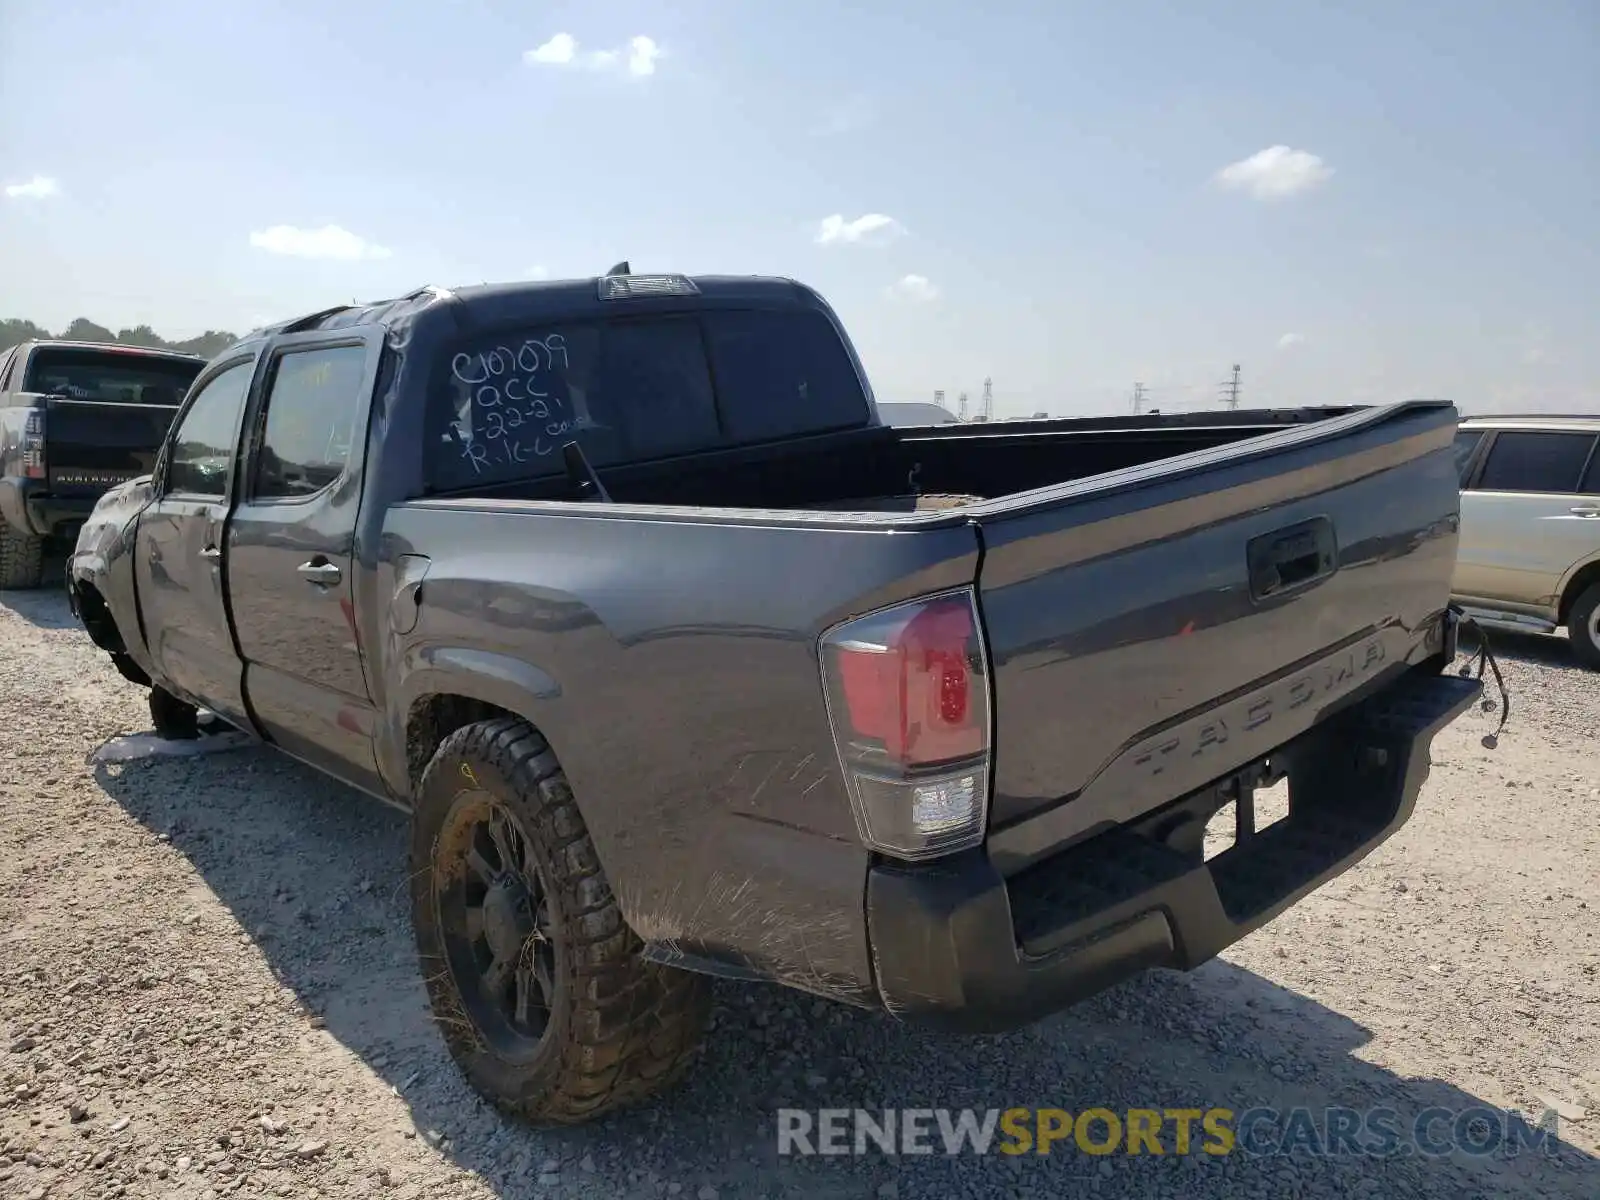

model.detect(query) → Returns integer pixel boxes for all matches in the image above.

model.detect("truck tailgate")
[43,398,179,496]
[972,401,1462,874]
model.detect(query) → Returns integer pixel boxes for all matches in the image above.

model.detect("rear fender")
[382,646,563,803]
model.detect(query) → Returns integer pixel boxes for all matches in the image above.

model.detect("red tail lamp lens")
[831,594,985,769]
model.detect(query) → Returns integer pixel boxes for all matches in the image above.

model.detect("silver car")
[1452,414,1600,666]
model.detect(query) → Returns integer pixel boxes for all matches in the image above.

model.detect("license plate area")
[1204,764,1290,861]
[1128,757,1289,866]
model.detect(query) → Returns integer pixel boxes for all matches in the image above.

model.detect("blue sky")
[1,0,1594,417]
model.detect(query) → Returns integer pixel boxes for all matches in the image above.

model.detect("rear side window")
[1474,431,1596,494]
[23,348,202,405]
[702,310,868,441]
[1451,432,1483,483]
[252,345,369,499]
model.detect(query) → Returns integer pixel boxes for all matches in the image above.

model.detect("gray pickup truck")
[67,272,1480,1125]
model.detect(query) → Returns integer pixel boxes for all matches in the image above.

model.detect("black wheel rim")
[435,791,558,1058]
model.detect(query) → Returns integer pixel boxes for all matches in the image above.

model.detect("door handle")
[297,560,342,586]
[199,545,221,561]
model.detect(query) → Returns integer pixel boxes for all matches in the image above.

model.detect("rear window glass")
[702,310,869,442]
[23,348,203,406]
[428,310,869,491]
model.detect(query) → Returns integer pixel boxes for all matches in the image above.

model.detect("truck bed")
[392,400,1461,904]
[433,405,1368,514]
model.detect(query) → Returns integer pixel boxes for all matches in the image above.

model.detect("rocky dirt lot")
[2,579,1598,1200]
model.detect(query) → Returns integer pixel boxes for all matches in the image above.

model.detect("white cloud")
[887,274,939,303]
[248,224,392,261]
[524,33,662,77]
[4,175,59,200]
[526,33,578,65]
[814,213,904,246]
[525,265,550,280]
[625,36,662,77]
[1278,332,1305,349]
[1214,145,1333,200]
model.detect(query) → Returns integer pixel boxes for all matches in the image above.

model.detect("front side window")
[1473,431,1596,495]
[253,344,368,499]
[166,360,254,496]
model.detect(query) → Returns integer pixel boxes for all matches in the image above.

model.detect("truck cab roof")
[224,272,885,496]
[234,274,833,346]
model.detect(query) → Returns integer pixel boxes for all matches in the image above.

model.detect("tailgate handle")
[1248,517,1337,601]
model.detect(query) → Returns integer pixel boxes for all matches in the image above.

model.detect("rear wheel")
[411,717,710,1125]
[0,525,44,590]
[149,686,200,740]
[1566,584,1600,670]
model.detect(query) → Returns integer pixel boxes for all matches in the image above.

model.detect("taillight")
[819,588,992,861]
[21,410,45,479]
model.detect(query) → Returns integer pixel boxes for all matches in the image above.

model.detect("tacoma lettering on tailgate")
[1132,637,1388,777]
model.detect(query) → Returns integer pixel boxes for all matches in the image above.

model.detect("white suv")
[1452,415,1600,666]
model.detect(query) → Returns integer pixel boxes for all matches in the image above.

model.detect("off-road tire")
[1566,584,1600,670]
[0,525,44,590]
[411,717,710,1124]
[149,686,200,740]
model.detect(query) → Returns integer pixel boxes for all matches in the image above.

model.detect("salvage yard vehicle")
[1451,414,1600,667]
[0,339,205,588]
[66,271,1481,1125]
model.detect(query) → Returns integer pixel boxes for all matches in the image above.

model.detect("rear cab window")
[1472,431,1597,495]
[428,308,869,492]
[23,347,202,406]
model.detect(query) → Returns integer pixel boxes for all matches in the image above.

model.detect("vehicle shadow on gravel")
[0,570,77,629]
[90,743,1600,1200]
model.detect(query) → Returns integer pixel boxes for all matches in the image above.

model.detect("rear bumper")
[0,478,96,539]
[866,665,1481,1032]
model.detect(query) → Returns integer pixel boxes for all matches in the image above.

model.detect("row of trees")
[0,317,238,360]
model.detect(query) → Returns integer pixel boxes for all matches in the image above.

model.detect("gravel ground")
[2,578,1598,1200]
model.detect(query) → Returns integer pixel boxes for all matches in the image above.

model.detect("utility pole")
[957,391,970,421]
[933,389,946,412]
[1219,363,1242,410]
[1132,381,1147,414]
[981,377,994,422]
